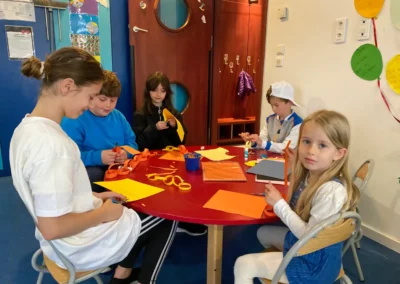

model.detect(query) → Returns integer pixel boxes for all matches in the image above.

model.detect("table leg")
[207,224,223,284]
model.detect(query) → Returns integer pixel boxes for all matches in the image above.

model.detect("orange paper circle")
[354,0,385,18]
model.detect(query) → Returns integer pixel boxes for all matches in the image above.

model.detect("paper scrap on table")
[195,147,236,161]
[94,179,164,202]
[203,190,266,219]
[159,151,185,162]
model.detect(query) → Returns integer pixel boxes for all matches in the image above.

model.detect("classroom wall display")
[386,55,400,95]
[68,0,101,62]
[351,43,383,81]
[392,0,400,30]
[351,0,400,123]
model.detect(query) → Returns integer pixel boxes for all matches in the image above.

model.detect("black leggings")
[120,213,178,284]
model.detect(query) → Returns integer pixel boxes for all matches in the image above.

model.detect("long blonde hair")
[288,110,360,221]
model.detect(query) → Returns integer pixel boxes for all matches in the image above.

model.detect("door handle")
[133,26,148,33]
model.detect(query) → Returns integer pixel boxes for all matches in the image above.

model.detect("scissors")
[146,173,191,191]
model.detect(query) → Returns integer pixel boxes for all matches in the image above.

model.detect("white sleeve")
[258,122,270,149]
[273,181,348,239]
[28,157,76,217]
[268,124,301,154]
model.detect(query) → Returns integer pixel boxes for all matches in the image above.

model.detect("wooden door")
[210,0,268,145]
[128,0,213,146]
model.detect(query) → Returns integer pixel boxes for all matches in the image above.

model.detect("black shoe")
[109,267,140,284]
[177,223,207,236]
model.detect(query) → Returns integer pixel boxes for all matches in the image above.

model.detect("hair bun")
[21,56,43,79]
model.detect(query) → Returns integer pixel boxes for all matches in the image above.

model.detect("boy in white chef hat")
[240,81,303,154]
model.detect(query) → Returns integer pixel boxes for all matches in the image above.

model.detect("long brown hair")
[21,47,104,90]
[288,110,360,221]
[142,71,175,115]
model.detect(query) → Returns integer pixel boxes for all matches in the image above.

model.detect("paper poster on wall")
[5,26,34,60]
[391,0,400,30]
[69,0,98,15]
[386,55,400,95]
[0,0,35,21]
[354,0,385,18]
[70,14,99,35]
[71,34,100,56]
[96,0,108,8]
[351,43,383,81]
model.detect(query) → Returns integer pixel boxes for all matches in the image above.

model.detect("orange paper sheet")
[203,190,266,219]
[120,146,141,155]
[159,151,185,162]
[202,161,247,181]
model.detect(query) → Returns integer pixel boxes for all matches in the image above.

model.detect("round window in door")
[154,0,191,32]
[171,83,190,114]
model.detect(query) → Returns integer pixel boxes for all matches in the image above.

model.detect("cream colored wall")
[261,0,400,252]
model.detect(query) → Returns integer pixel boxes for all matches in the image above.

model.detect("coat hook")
[139,1,146,9]
[236,55,240,65]
[247,56,251,66]
[229,62,234,73]
[224,54,228,65]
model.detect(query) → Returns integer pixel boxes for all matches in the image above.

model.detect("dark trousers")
[120,213,178,284]
[86,166,108,193]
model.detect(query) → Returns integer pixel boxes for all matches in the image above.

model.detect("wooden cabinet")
[217,116,256,144]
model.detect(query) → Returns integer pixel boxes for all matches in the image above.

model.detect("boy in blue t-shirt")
[62,70,138,192]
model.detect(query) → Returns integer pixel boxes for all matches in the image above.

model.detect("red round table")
[108,146,287,284]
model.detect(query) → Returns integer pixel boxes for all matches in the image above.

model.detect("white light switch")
[357,18,371,41]
[276,56,284,67]
[334,17,348,44]
[277,44,285,55]
[278,7,288,19]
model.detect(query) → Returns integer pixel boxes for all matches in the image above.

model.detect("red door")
[129,0,213,146]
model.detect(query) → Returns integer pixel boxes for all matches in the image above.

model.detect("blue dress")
[283,179,343,284]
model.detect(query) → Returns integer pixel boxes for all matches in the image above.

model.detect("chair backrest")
[270,211,362,284]
[297,217,356,256]
[352,159,374,192]
[26,208,78,280]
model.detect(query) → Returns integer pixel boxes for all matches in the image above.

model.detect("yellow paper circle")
[354,0,385,18]
[386,55,400,95]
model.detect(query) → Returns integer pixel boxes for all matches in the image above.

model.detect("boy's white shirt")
[273,180,348,240]
[9,116,141,271]
[258,112,300,153]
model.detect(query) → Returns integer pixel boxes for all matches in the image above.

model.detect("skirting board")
[362,224,400,253]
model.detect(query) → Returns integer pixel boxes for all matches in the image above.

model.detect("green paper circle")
[351,44,383,81]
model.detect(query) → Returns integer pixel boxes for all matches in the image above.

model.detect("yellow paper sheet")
[354,0,385,18]
[195,147,236,161]
[163,109,184,142]
[386,54,400,95]
[94,179,164,202]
